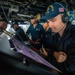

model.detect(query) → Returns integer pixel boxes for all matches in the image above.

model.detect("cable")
[0,2,40,61]
[0,3,36,52]
[4,28,40,61]
[12,32,40,61]
[1,4,8,22]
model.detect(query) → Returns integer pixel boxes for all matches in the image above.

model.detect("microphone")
[52,24,66,35]
[3,30,15,38]
[57,24,66,33]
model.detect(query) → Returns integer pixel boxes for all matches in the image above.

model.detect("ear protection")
[55,2,69,23]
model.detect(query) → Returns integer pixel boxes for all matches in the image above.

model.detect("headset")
[55,2,69,23]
